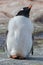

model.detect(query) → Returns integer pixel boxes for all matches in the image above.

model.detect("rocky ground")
[0,33,43,65]
[0,43,43,65]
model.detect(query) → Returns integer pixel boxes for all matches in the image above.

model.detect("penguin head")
[16,5,32,17]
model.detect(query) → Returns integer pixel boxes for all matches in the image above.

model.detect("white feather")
[6,16,34,57]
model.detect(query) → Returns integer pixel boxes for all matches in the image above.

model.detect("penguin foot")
[10,55,25,60]
[10,55,17,59]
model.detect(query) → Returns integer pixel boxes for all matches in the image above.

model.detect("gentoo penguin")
[6,5,34,59]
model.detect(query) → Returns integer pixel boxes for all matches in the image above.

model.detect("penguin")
[6,5,34,59]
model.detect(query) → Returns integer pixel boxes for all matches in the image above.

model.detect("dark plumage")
[16,7,31,17]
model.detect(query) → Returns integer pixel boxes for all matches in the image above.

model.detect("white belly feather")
[6,16,34,57]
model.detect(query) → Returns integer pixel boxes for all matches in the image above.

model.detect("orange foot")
[10,55,17,59]
[10,55,25,59]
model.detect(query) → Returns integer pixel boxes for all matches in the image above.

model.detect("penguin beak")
[28,5,32,9]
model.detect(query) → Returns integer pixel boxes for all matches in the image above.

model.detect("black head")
[16,5,32,17]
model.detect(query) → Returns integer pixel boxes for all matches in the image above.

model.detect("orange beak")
[28,5,32,9]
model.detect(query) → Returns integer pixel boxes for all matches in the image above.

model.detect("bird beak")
[28,5,32,9]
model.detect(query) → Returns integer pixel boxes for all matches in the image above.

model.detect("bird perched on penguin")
[6,5,34,59]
